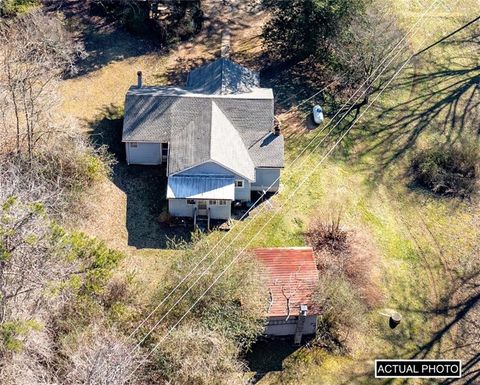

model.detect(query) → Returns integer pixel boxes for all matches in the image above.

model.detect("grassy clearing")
[203,0,479,382]
[243,1,479,383]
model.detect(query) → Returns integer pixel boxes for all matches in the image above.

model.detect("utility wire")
[107,0,445,380]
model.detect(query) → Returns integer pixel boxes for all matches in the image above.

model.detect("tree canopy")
[262,0,367,63]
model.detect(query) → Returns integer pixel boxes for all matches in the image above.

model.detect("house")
[252,247,320,343]
[122,58,284,221]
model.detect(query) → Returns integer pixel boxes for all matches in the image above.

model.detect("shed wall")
[264,315,317,336]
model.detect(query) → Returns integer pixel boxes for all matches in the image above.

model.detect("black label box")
[375,360,462,378]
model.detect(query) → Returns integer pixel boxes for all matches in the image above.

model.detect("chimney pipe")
[137,71,143,88]
[274,117,281,136]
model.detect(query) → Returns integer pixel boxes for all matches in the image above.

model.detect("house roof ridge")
[209,101,256,181]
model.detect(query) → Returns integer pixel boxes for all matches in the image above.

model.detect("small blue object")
[312,105,324,124]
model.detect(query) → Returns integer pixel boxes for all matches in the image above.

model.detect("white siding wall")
[208,203,231,219]
[168,199,195,217]
[168,199,231,220]
[126,142,161,165]
[234,178,250,201]
[251,168,281,192]
[264,315,317,336]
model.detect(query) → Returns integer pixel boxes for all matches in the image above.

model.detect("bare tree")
[0,10,83,160]
[65,326,145,385]
[332,0,405,116]
[1,198,58,324]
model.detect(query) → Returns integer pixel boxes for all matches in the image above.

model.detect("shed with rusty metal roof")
[252,247,319,340]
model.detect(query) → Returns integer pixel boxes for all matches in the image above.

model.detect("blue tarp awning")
[166,176,235,200]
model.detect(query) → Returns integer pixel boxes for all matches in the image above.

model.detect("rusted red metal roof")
[252,247,319,318]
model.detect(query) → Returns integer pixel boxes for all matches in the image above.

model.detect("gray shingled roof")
[186,58,259,95]
[122,59,284,174]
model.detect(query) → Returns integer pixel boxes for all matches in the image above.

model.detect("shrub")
[64,326,145,385]
[152,239,268,350]
[0,194,128,381]
[411,142,479,197]
[33,134,115,192]
[305,211,348,255]
[306,213,382,351]
[307,214,382,308]
[0,0,38,16]
[0,132,115,217]
[313,273,368,353]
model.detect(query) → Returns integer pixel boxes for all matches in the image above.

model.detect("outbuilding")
[252,247,320,344]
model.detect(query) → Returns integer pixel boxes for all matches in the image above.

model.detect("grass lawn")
[59,0,479,383]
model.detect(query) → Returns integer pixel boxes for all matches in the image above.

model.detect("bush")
[152,240,268,350]
[0,194,126,376]
[313,274,368,353]
[0,132,115,216]
[307,214,382,308]
[33,134,115,192]
[411,143,479,197]
[0,0,38,16]
[64,326,145,385]
[306,213,382,351]
[306,211,348,255]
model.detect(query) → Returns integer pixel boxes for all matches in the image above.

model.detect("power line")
[119,11,448,382]
[123,37,423,383]
[107,0,444,380]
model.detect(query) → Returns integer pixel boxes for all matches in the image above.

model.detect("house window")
[218,200,228,206]
[187,199,195,205]
[209,200,217,205]
[235,180,244,188]
[130,142,138,148]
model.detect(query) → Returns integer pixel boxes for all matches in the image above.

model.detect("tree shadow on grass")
[89,104,192,249]
[344,270,479,385]
[76,27,158,77]
[350,27,480,181]
[45,0,160,77]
